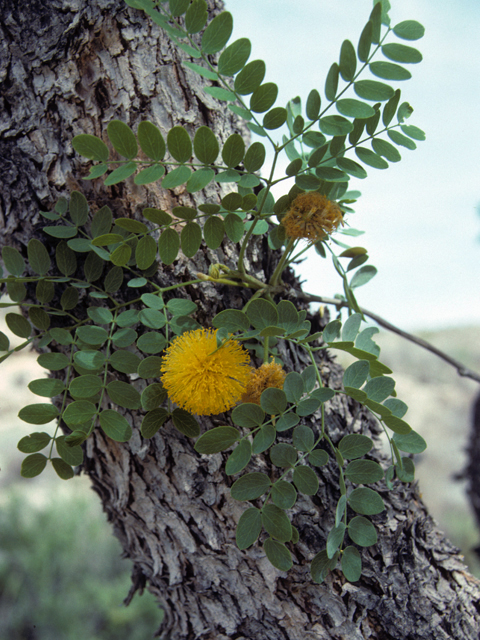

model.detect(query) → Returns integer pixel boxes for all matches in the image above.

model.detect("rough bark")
[1,1,480,639]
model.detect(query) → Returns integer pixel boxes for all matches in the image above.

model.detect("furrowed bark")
[1,0,479,638]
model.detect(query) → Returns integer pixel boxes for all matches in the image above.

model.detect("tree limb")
[297,291,480,384]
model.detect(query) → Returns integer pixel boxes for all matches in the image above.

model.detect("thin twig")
[297,290,480,385]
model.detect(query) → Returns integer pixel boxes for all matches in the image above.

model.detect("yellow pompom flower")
[282,192,343,242]
[241,360,286,405]
[160,328,251,416]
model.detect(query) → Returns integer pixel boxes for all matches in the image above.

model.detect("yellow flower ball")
[282,192,343,242]
[160,328,251,416]
[241,360,286,405]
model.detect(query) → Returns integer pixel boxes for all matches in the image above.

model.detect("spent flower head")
[160,328,251,416]
[241,360,286,405]
[282,192,343,242]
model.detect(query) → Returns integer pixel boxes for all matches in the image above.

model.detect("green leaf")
[245,298,278,330]
[251,424,276,455]
[187,168,215,193]
[392,430,426,454]
[270,443,297,468]
[169,0,189,16]
[293,466,319,495]
[28,378,65,398]
[55,241,77,277]
[260,388,287,415]
[250,83,278,113]
[226,439,252,475]
[264,538,293,572]
[55,435,84,466]
[311,549,338,584]
[345,459,384,484]
[201,10,233,53]
[371,138,401,162]
[343,360,369,389]
[342,313,362,342]
[87,306,114,324]
[104,161,137,186]
[263,107,287,130]
[354,80,394,102]
[60,286,79,310]
[167,126,192,163]
[37,352,70,371]
[339,39,356,81]
[223,213,243,242]
[28,307,49,331]
[107,120,138,159]
[69,191,89,226]
[180,222,202,258]
[393,20,425,41]
[319,115,353,136]
[350,264,377,288]
[2,246,25,275]
[161,166,191,191]
[383,415,411,435]
[185,0,207,33]
[338,434,373,460]
[83,164,108,180]
[116,309,139,328]
[140,383,167,411]
[400,124,425,141]
[357,20,373,62]
[283,372,304,404]
[172,408,200,437]
[221,134,245,169]
[63,400,97,427]
[296,397,321,417]
[236,507,262,550]
[195,426,241,454]
[325,62,339,101]
[304,89,320,121]
[0,330,9,351]
[234,60,266,95]
[76,325,109,346]
[137,121,166,161]
[21,453,48,478]
[355,146,388,169]
[194,126,219,164]
[6,312,31,339]
[109,349,141,374]
[341,546,362,581]
[203,216,224,250]
[28,238,51,275]
[218,37,251,75]
[51,457,74,480]
[336,99,375,119]
[232,403,265,428]
[136,332,166,354]
[134,163,165,185]
[106,381,141,410]
[137,355,163,379]
[348,516,377,546]
[17,432,52,453]
[271,480,297,510]
[212,309,249,333]
[336,157,367,179]
[99,410,132,442]
[244,141,266,173]
[292,425,314,452]
[261,504,292,542]
[158,228,180,265]
[348,487,385,515]
[370,61,411,81]
[381,43,422,64]
[397,456,415,482]
[166,298,197,316]
[308,449,329,467]
[276,413,300,433]
[73,350,105,371]
[18,403,59,425]
[90,205,113,237]
[134,235,156,271]
[388,129,416,150]
[364,376,395,402]
[327,523,346,558]
[69,375,103,398]
[140,408,169,438]
[231,472,271,501]
[72,134,109,161]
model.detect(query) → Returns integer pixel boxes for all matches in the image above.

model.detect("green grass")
[0,487,163,640]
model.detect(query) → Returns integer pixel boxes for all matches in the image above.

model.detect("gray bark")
[1,0,480,638]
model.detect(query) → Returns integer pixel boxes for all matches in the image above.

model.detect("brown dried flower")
[282,192,343,241]
[241,360,287,405]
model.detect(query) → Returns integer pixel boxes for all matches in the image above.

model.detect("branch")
[297,290,480,385]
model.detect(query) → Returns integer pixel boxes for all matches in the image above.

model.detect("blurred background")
[2,0,480,637]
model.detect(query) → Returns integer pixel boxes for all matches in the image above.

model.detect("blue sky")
[225,0,480,331]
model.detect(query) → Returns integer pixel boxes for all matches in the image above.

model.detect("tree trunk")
[2,1,480,638]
